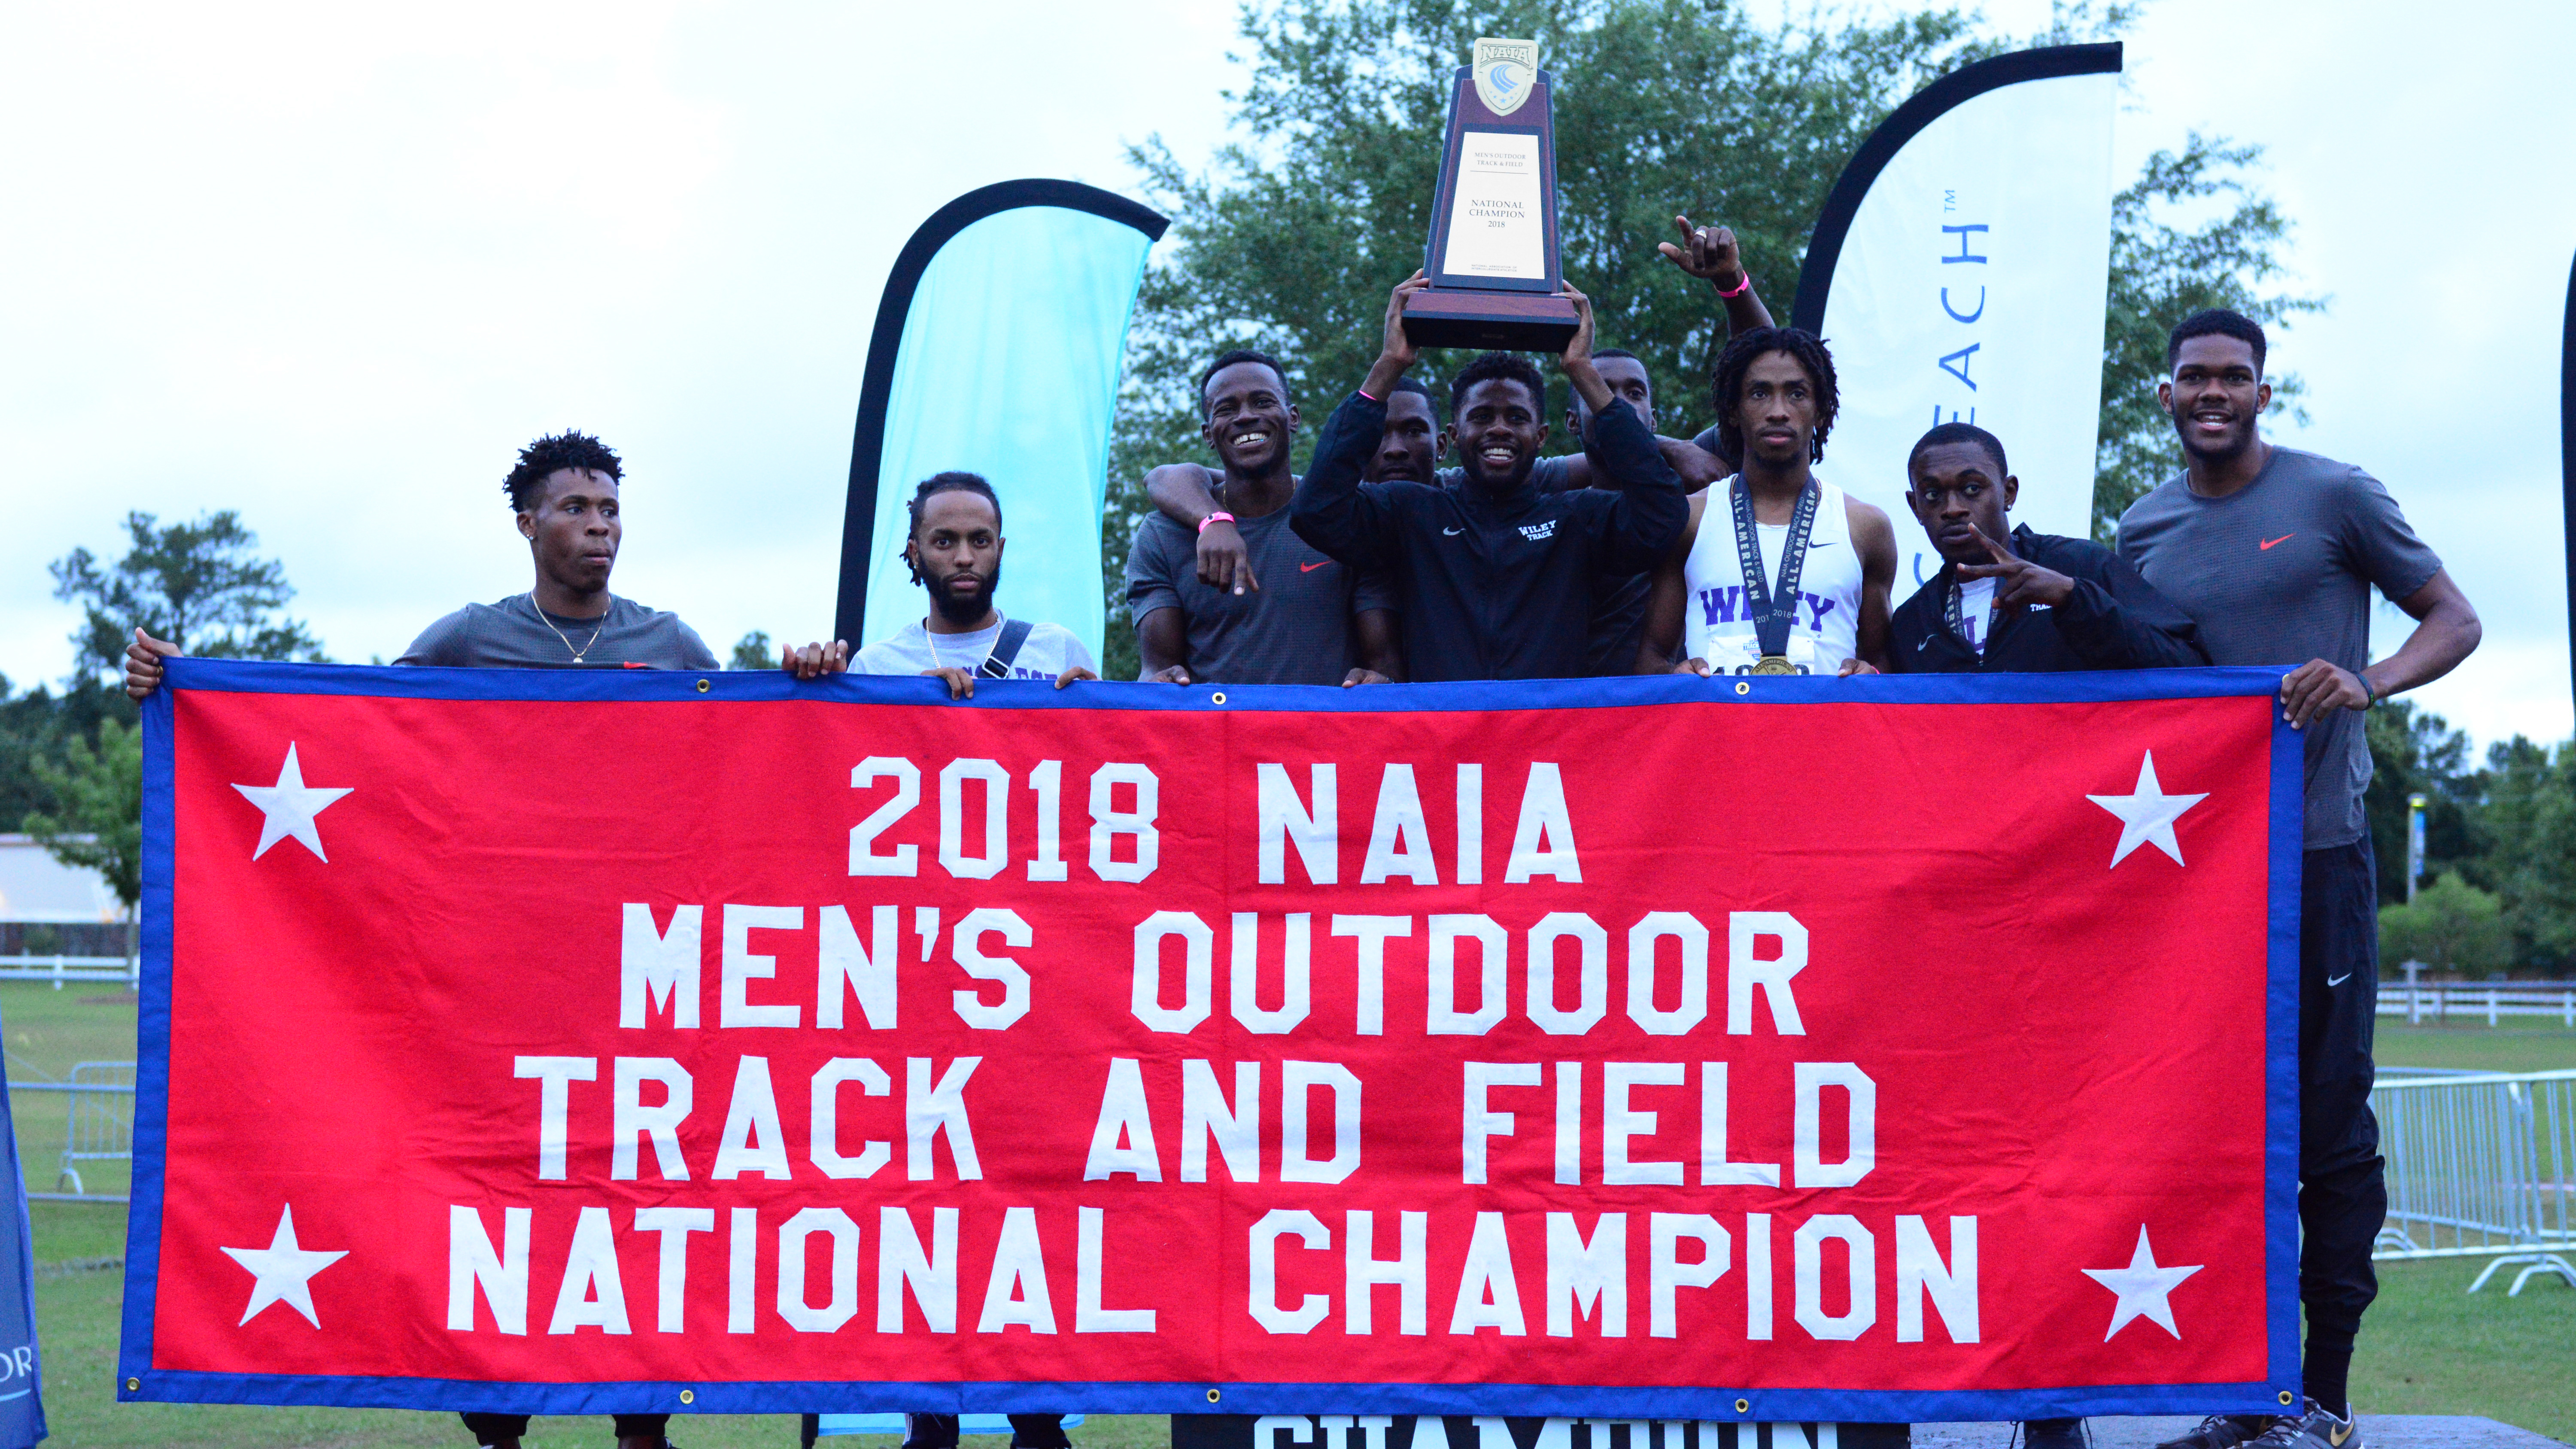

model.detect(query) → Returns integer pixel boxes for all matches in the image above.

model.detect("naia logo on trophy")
[1472,36,1538,116]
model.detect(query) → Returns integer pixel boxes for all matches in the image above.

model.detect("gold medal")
[1750,655,1796,676]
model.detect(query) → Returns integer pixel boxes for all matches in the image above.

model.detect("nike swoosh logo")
[2330,1420,2354,1447]
[2327,972,2351,987]
[2260,534,2294,550]
[1444,527,1464,536]
[1300,560,1331,572]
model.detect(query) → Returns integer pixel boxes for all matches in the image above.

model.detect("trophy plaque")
[1401,37,1581,353]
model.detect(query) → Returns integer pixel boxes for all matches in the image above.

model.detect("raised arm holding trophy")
[1398,37,1584,352]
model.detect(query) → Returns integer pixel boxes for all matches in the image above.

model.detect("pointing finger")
[1964,520,2012,565]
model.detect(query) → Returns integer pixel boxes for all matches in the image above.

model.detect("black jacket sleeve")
[1881,584,1939,673]
[1570,397,1688,574]
[2047,538,2210,669]
[1290,392,1400,571]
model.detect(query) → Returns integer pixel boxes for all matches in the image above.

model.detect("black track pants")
[460,1413,668,1445]
[2297,840,2385,1355]
[905,1415,1072,1449]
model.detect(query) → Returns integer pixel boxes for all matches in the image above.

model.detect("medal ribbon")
[1728,478,1820,659]
[1943,537,2011,654]
[1944,576,1999,656]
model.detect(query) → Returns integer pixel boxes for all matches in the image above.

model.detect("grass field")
[5,986,2570,1447]
[2376,1021,2576,1075]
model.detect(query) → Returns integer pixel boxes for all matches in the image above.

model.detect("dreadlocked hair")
[504,431,623,512]
[902,471,1002,584]
[1710,327,1838,465]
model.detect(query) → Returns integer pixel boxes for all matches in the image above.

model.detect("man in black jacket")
[1886,419,2201,1449]
[1886,422,2205,674]
[1289,272,1688,681]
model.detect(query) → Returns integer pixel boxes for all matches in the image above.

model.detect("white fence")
[0,955,136,989]
[2373,1067,2576,1294]
[2378,985,2576,1027]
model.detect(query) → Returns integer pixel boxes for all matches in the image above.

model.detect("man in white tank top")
[1636,326,1896,674]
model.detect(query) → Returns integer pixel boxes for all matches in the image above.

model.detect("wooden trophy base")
[1400,288,1580,353]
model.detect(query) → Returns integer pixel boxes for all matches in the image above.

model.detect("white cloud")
[2,0,2568,750]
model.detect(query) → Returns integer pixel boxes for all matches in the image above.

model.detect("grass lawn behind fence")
[6,988,2571,1446]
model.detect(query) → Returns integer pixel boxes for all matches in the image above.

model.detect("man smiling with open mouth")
[1286,270,1686,682]
[1121,347,1404,686]
[2119,308,2481,1449]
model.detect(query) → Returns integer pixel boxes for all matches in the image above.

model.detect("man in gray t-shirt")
[127,433,735,700]
[1125,507,1396,686]
[2116,312,2479,1449]
[399,594,716,670]
[1127,349,1403,686]
[2120,446,2440,850]
[127,428,767,1449]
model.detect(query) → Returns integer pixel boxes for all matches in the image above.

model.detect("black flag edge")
[833,179,1170,650]
[2562,247,2576,720]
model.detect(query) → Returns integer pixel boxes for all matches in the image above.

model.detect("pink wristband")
[1356,387,1380,403]
[1716,271,1754,298]
[1197,511,1236,535]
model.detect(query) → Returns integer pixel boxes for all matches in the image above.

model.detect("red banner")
[124,662,2300,1421]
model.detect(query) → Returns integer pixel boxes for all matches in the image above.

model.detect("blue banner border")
[120,659,2304,1420]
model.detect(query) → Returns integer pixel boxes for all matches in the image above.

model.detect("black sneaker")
[2022,1419,2087,1449]
[2245,1403,2360,1449]
[2153,1416,2276,1449]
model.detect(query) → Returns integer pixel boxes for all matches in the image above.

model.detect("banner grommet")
[126,1377,139,1392]
[1211,692,1228,705]
[680,1390,695,1405]
[1735,1399,1750,1414]
[1207,1388,1222,1403]
[1734,682,1750,696]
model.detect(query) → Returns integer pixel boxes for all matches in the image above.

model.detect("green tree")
[22,718,145,958]
[0,674,131,834]
[2363,700,2479,905]
[729,630,776,671]
[1101,0,2312,674]
[2377,871,2510,979]
[2092,135,2325,538]
[2474,736,2576,972]
[49,510,328,682]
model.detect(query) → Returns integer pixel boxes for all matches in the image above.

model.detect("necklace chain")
[925,613,1003,672]
[527,594,608,662]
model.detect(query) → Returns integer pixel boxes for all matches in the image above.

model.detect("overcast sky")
[3,0,2569,750]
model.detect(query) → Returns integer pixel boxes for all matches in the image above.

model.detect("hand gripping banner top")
[123,661,2301,1422]
[832,180,1168,661]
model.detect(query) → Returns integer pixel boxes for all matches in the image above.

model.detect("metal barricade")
[8,1061,136,1205]
[2371,1068,2576,1294]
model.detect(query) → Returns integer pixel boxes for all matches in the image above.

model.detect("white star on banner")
[2082,1224,2203,1340]
[231,743,352,862]
[2086,750,2208,867]
[220,1204,347,1328]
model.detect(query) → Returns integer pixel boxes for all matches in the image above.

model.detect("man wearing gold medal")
[1634,326,1897,677]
